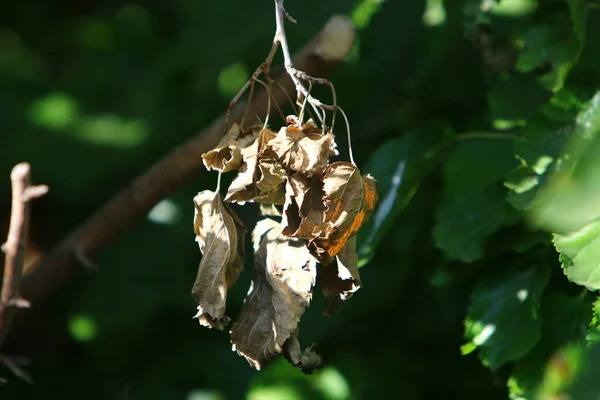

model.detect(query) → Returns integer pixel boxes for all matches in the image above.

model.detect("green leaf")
[444,138,516,195]
[462,264,550,370]
[487,72,551,122]
[515,1,587,91]
[433,187,512,262]
[357,122,454,266]
[529,92,600,233]
[553,219,600,290]
[433,139,516,262]
[504,89,582,211]
[587,296,600,344]
[508,292,590,399]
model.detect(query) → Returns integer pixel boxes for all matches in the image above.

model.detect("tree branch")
[0,163,47,353]
[19,16,355,310]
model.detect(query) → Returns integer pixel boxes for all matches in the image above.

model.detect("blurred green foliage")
[3,0,600,399]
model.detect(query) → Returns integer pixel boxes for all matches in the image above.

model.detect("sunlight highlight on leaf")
[491,0,537,17]
[516,289,529,302]
[359,159,405,265]
[473,324,496,346]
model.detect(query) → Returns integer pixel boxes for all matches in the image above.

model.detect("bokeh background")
[2,0,600,399]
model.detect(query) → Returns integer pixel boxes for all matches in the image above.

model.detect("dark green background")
[2,0,600,399]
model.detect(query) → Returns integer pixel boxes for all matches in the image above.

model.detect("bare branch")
[0,163,47,344]
[0,163,46,383]
[17,16,355,312]
[272,1,356,163]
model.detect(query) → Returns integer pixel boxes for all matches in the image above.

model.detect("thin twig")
[0,164,47,344]
[0,163,47,383]
[254,78,272,129]
[274,0,337,112]
[337,106,355,165]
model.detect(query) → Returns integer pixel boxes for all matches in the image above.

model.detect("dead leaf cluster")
[193,120,378,373]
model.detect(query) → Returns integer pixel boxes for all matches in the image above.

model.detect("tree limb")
[19,16,355,309]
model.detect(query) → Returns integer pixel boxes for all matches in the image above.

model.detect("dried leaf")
[192,190,245,330]
[283,333,324,374]
[256,127,277,155]
[282,173,327,239]
[259,203,282,217]
[317,235,361,315]
[225,140,286,205]
[311,162,378,262]
[231,219,317,370]
[202,124,257,173]
[267,122,337,176]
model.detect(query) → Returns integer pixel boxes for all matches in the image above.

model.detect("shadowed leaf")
[192,190,245,330]
[225,136,286,205]
[282,173,327,239]
[317,235,361,315]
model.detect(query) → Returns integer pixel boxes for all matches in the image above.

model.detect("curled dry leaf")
[192,190,245,330]
[283,333,324,374]
[311,161,378,262]
[267,120,337,176]
[225,132,286,205]
[317,235,361,316]
[282,173,327,239]
[230,218,317,370]
[202,124,258,173]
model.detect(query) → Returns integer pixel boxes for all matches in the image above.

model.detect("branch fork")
[0,163,47,383]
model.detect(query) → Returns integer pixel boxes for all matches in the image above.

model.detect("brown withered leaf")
[192,190,245,330]
[283,332,323,374]
[225,139,286,205]
[256,127,277,155]
[317,235,361,316]
[281,173,327,239]
[202,124,257,173]
[230,218,317,370]
[267,121,337,176]
[311,162,378,263]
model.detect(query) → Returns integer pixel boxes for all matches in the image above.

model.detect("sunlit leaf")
[553,219,600,291]
[462,264,550,370]
[230,219,318,370]
[309,162,378,263]
[529,92,600,233]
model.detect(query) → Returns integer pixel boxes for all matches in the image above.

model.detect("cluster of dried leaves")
[192,118,378,373]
